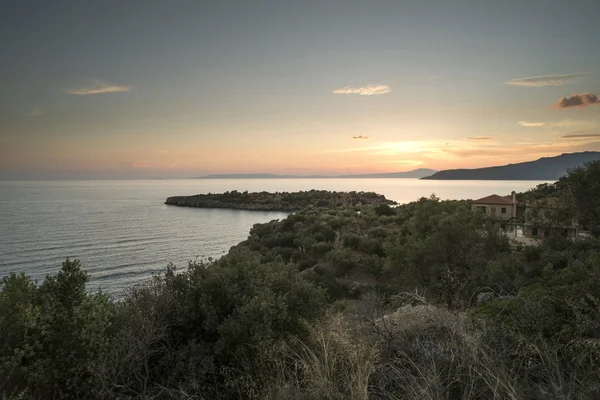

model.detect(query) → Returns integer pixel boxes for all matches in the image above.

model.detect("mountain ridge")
[192,168,437,179]
[421,152,600,180]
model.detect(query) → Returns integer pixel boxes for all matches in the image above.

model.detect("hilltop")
[421,152,600,180]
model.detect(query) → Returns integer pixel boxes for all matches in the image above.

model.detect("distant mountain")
[340,168,438,179]
[196,173,292,179]
[193,168,437,179]
[421,152,600,180]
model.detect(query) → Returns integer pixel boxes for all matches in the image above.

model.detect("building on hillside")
[522,197,579,239]
[471,192,517,232]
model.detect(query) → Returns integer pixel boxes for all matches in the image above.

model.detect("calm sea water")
[0,179,548,295]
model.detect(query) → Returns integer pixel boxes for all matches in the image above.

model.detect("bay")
[0,179,548,295]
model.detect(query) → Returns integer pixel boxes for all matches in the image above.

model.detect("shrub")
[0,260,121,399]
[374,204,396,216]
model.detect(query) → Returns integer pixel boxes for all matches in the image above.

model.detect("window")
[491,207,497,215]
[501,207,507,214]
[476,206,486,213]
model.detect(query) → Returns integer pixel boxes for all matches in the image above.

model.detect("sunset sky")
[1,0,600,179]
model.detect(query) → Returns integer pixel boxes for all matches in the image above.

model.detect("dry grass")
[85,290,600,399]
[366,293,600,400]
[244,314,378,400]
[245,292,600,400]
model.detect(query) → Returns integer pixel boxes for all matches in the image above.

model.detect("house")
[522,197,579,239]
[471,192,517,231]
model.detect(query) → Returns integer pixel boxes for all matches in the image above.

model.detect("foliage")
[385,202,511,308]
[166,189,396,211]
[0,253,325,399]
[3,160,600,398]
[557,159,600,234]
[0,260,120,399]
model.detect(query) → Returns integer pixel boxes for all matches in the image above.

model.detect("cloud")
[128,161,151,168]
[332,85,391,96]
[23,109,45,117]
[518,121,545,127]
[465,136,494,140]
[549,119,597,129]
[66,81,132,95]
[560,132,600,139]
[321,145,388,153]
[442,140,600,160]
[321,141,434,155]
[555,92,599,108]
[504,73,585,87]
[380,159,425,166]
[351,135,369,140]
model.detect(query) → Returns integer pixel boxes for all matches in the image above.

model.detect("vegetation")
[165,189,396,211]
[2,160,600,399]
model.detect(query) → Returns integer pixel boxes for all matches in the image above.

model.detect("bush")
[374,204,396,216]
[0,260,121,399]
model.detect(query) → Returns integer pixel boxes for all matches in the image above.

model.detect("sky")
[1,0,600,179]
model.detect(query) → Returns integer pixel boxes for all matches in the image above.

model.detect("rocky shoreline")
[165,189,396,212]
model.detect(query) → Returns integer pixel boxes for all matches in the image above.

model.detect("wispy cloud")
[465,136,494,140]
[320,145,388,153]
[560,132,600,139]
[441,140,600,159]
[555,92,599,108]
[518,121,545,127]
[351,135,369,140]
[66,81,132,95]
[504,73,585,87]
[23,109,45,117]
[332,85,391,96]
[127,161,151,169]
[380,159,425,166]
[319,137,600,167]
[548,119,598,129]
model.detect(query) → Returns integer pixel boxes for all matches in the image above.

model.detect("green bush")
[0,260,121,398]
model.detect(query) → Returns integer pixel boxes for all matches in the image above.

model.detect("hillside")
[4,158,600,398]
[421,152,600,180]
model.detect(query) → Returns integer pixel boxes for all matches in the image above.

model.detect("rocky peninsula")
[165,189,396,211]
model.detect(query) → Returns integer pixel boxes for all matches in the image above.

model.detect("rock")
[378,304,459,333]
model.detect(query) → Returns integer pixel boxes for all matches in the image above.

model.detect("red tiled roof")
[473,194,516,205]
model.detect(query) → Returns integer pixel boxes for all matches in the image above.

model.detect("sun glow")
[369,141,447,156]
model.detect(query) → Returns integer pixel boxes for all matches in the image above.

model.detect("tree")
[524,197,577,235]
[105,249,328,396]
[385,208,510,309]
[0,259,120,399]
[557,160,600,235]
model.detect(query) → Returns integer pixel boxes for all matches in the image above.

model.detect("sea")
[0,179,549,296]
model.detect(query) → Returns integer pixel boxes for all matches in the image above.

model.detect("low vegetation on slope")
[2,161,600,399]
